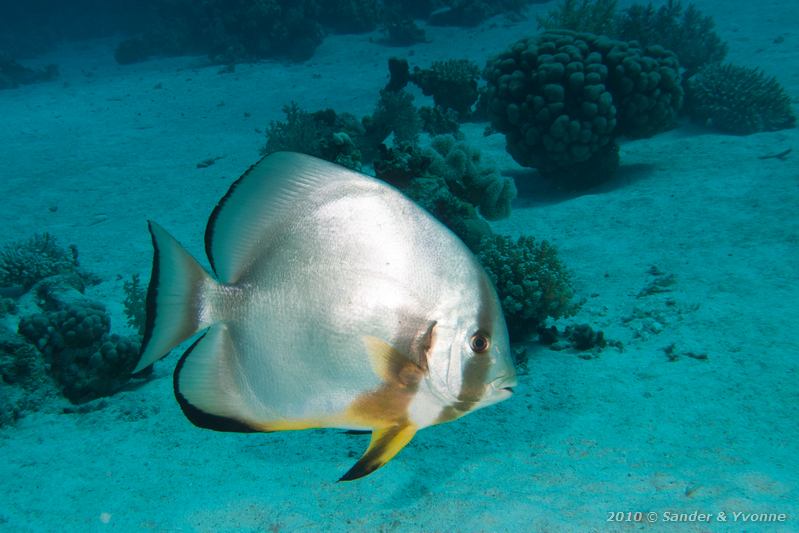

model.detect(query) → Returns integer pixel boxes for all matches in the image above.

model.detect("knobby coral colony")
[18,300,140,404]
[483,29,683,188]
[1,235,142,424]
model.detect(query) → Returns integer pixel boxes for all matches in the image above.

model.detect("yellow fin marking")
[339,423,417,481]
[251,418,329,432]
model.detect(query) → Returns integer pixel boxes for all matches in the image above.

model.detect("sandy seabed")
[1,1,797,531]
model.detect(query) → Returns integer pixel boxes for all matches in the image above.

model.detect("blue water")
[1,1,797,531]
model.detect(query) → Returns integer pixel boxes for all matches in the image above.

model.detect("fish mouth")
[489,377,517,399]
[498,386,514,398]
[492,376,516,389]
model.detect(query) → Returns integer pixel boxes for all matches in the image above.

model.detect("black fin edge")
[138,220,160,366]
[338,431,392,482]
[339,460,381,482]
[204,155,269,278]
[173,333,256,433]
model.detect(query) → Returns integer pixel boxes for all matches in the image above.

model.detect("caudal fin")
[133,221,217,373]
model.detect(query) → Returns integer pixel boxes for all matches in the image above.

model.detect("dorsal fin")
[204,152,361,284]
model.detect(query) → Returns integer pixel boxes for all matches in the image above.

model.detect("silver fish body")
[136,152,516,480]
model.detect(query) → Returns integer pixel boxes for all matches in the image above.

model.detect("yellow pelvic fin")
[339,423,417,481]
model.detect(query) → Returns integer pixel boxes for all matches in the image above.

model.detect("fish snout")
[487,375,517,401]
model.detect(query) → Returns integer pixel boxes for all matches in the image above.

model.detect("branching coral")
[419,106,462,136]
[263,90,421,170]
[410,59,482,116]
[123,273,147,337]
[373,142,433,189]
[365,89,422,148]
[262,78,522,278]
[263,103,364,169]
[617,0,727,77]
[477,235,577,339]
[686,64,796,134]
[540,0,727,77]
[537,0,619,36]
[0,233,79,290]
[263,102,325,155]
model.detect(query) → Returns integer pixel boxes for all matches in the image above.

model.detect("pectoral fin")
[339,423,417,481]
[363,336,425,388]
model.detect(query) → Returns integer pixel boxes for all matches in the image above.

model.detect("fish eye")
[469,332,490,354]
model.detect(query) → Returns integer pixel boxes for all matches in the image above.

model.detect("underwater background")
[1,0,797,531]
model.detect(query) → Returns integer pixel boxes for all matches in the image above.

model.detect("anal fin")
[339,423,417,481]
[174,324,255,433]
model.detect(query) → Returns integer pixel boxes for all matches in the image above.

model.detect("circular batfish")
[135,152,517,480]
